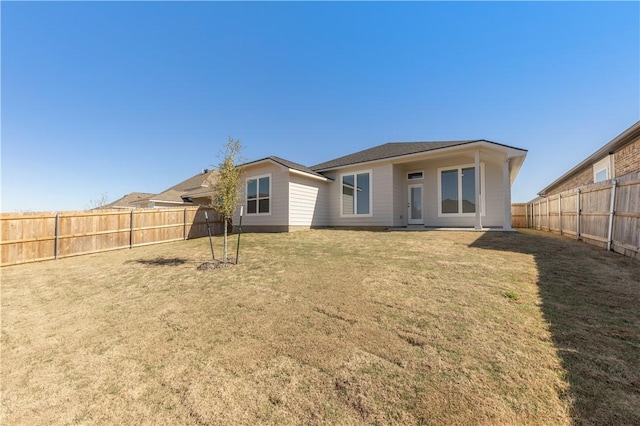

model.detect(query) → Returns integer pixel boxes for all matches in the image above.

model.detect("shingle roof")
[103,192,155,209]
[310,140,482,171]
[242,156,327,179]
[150,169,219,204]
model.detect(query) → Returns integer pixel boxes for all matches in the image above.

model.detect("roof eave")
[312,140,527,173]
[538,121,640,196]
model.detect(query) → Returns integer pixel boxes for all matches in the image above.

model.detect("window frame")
[245,173,272,216]
[340,169,373,217]
[437,163,486,217]
[407,171,424,181]
[593,157,610,183]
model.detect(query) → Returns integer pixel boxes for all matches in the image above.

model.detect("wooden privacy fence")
[1,207,224,267]
[511,173,640,259]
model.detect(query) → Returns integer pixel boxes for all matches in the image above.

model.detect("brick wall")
[614,136,640,177]
[545,166,593,196]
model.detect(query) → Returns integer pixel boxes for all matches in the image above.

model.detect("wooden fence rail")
[1,207,223,267]
[511,173,640,260]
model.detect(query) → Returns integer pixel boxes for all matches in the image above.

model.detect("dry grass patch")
[2,229,638,425]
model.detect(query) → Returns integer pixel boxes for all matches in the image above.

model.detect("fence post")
[607,180,618,251]
[130,210,134,249]
[576,189,581,240]
[184,208,187,240]
[546,197,550,231]
[54,213,60,260]
[558,194,562,235]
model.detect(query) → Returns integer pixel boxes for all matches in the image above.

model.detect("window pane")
[258,177,270,198]
[411,186,422,220]
[247,179,257,200]
[342,175,355,215]
[247,200,257,214]
[356,173,370,214]
[461,167,476,213]
[595,169,608,183]
[441,170,458,213]
[408,172,423,180]
[258,199,270,213]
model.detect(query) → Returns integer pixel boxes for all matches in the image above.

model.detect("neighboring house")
[234,140,527,232]
[103,169,219,210]
[147,169,219,208]
[538,121,640,197]
[103,192,156,209]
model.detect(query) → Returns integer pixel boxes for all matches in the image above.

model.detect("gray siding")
[324,163,394,227]
[288,175,329,228]
[392,165,405,226]
[233,163,289,228]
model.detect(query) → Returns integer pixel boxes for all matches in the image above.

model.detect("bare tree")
[212,137,243,263]
[87,192,110,210]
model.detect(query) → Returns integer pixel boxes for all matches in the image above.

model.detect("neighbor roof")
[310,140,526,171]
[103,192,155,209]
[538,120,640,196]
[150,169,219,204]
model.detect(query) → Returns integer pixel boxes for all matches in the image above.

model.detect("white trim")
[340,169,373,217]
[407,183,424,225]
[313,141,527,172]
[593,156,610,182]
[245,173,272,216]
[288,168,330,182]
[437,163,486,217]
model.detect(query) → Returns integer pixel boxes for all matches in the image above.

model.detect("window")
[407,171,424,180]
[438,164,485,216]
[341,171,372,216]
[246,174,270,214]
[593,156,612,183]
[595,168,608,183]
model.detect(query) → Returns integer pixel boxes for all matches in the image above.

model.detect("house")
[103,192,156,209]
[104,169,219,210]
[538,120,640,197]
[147,169,219,208]
[234,140,527,232]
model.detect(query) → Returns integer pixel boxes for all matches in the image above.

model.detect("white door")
[408,184,423,225]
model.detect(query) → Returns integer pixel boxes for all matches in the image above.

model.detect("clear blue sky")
[2,1,639,212]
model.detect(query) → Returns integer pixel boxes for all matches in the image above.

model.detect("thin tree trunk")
[223,219,228,263]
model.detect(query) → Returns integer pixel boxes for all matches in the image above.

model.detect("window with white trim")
[438,164,485,216]
[593,156,610,183]
[246,174,271,214]
[407,171,424,180]
[341,171,372,216]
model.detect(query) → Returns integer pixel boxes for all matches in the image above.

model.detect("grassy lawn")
[2,229,638,425]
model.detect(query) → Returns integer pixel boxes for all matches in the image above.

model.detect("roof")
[150,169,219,204]
[310,140,527,171]
[538,121,640,196]
[103,192,155,209]
[241,156,327,179]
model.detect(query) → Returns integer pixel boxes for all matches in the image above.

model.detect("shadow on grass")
[129,257,188,267]
[470,230,640,425]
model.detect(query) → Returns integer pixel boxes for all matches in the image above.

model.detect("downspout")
[607,180,618,252]
[474,150,482,230]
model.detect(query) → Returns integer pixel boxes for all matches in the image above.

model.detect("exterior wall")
[410,155,505,228]
[544,167,593,196]
[323,163,395,227]
[288,175,329,228]
[392,164,405,227]
[233,162,290,230]
[614,137,640,177]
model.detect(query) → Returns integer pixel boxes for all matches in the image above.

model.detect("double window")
[438,164,484,216]
[341,171,372,216]
[246,174,271,214]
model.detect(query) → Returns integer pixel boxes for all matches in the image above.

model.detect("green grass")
[1,229,638,425]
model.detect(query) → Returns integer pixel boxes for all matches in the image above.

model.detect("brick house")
[538,121,640,197]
